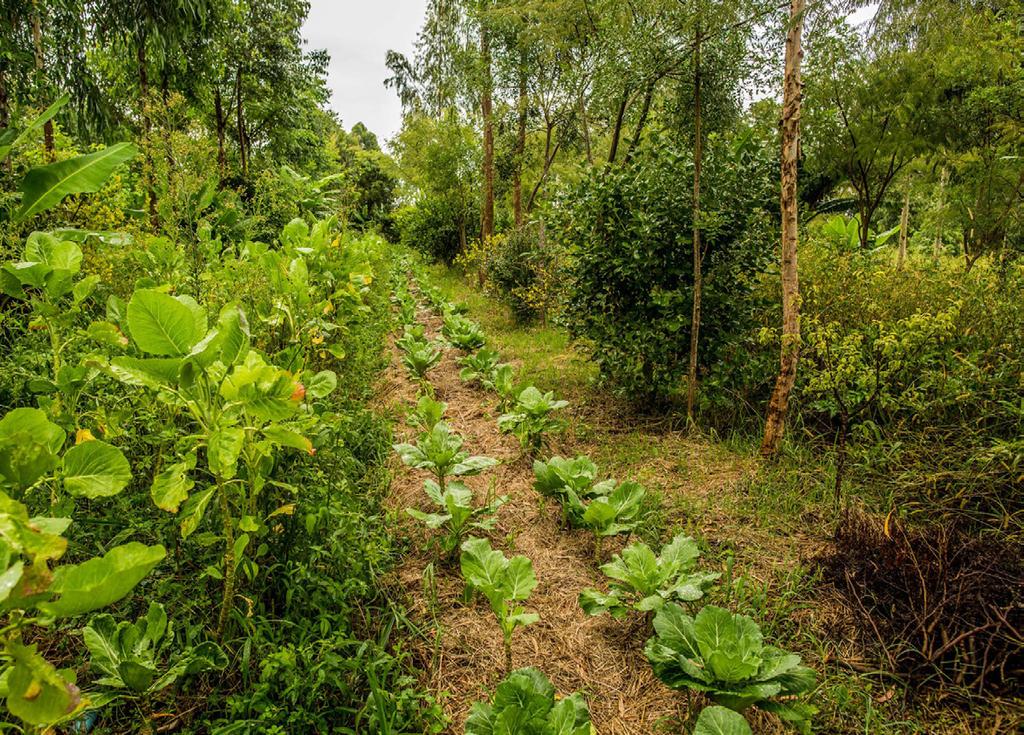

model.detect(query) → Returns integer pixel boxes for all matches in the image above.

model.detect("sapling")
[497,386,569,452]
[460,537,539,673]
[579,533,720,619]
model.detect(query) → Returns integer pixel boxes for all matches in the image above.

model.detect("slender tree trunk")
[235,66,248,177]
[138,38,159,230]
[1,64,10,172]
[897,185,910,269]
[580,92,593,165]
[481,25,495,240]
[30,3,54,160]
[214,87,227,183]
[513,52,527,228]
[761,0,805,458]
[623,80,655,165]
[607,88,630,165]
[933,166,948,260]
[687,27,703,424]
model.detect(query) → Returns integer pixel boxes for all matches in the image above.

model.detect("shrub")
[396,196,478,264]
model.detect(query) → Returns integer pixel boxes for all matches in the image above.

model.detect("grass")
[416,263,1023,735]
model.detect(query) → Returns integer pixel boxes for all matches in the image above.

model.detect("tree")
[760,0,804,458]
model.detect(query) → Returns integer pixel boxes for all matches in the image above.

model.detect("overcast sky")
[302,0,427,144]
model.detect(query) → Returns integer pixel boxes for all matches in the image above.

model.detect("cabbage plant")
[465,667,592,735]
[406,394,447,433]
[579,533,720,619]
[645,604,817,732]
[491,364,518,410]
[442,312,486,351]
[460,537,539,673]
[693,706,752,735]
[497,386,569,451]
[400,339,443,382]
[82,602,226,704]
[406,480,507,558]
[458,347,502,385]
[393,422,498,493]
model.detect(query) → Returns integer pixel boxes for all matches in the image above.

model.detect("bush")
[396,196,478,264]
[484,225,563,323]
[555,129,777,403]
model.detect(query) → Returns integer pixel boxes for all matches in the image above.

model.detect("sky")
[302,0,427,144]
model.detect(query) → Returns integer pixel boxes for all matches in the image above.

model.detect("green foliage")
[579,533,720,619]
[16,143,139,221]
[407,394,447,433]
[441,312,486,351]
[497,386,568,451]
[406,480,507,558]
[465,667,592,735]
[457,347,501,385]
[646,604,817,732]
[557,129,776,402]
[394,422,499,491]
[82,601,226,698]
[459,537,539,672]
[693,706,752,735]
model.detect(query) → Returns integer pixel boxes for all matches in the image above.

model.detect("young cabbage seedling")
[532,454,604,525]
[400,339,443,383]
[491,364,518,411]
[645,604,818,733]
[460,537,539,673]
[579,533,720,620]
[393,421,498,493]
[577,480,647,562]
[406,479,507,559]
[497,386,569,452]
[465,667,592,735]
[458,347,502,386]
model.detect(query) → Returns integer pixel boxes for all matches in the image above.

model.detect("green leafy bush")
[646,604,817,732]
[465,667,592,735]
[460,537,539,673]
[580,533,719,619]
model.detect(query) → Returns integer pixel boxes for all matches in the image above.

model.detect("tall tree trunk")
[30,3,54,160]
[897,185,910,269]
[235,66,248,177]
[579,92,593,165]
[760,0,805,459]
[214,87,227,183]
[686,27,703,424]
[623,80,655,165]
[481,24,495,240]
[138,38,159,230]
[513,51,527,228]
[933,166,948,260]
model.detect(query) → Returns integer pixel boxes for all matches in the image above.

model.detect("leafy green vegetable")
[460,537,539,673]
[406,479,506,557]
[693,706,752,735]
[580,533,719,619]
[497,386,569,451]
[407,394,447,433]
[645,604,817,732]
[82,601,227,698]
[458,347,501,385]
[465,667,592,735]
[442,312,486,351]
[394,422,498,493]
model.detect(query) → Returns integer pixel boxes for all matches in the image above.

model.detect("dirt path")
[376,291,685,734]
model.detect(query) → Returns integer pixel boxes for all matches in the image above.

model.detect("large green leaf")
[107,356,183,388]
[5,642,80,726]
[0,408,65,491]
[150,453,197,512]
[61,440,131,498]
[126,289,205,356]
[693,706,752,735]
[16,143,138,221]
[38,542,166,618]
[0,93,69,159]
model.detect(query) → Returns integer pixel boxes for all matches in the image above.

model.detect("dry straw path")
[376,290,685,734]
